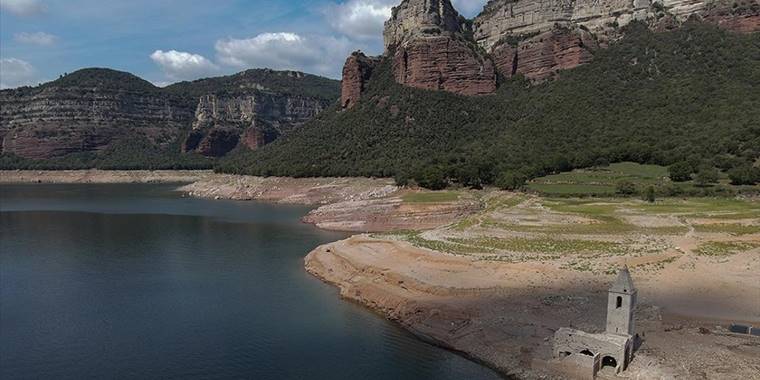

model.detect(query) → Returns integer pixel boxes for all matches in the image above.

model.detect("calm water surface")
[0,184,500,380]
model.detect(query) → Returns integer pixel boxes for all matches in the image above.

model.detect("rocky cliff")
[341,52,380,109]
[340,0,759,103]
[182,92,329,156]
[0,68,339,160]
[474,0,758,80]
[171,69,338,157]
[385,0,497,95]
[0,69,193,160]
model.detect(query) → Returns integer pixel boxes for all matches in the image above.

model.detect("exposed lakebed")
[0,184,499,380]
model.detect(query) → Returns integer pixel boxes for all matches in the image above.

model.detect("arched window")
[616,296,622,308]
[580,349,594,356]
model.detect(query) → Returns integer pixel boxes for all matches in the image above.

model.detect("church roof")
[610,266,636,294]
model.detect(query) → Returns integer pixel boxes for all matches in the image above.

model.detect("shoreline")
[4,170,759,379]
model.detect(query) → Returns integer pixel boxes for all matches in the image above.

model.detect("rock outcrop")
[0,68,339,160]
[183,92,328,156]
[341,52,380,109]
[473,0,654,51]
[385,0,497,95]
[0,69,193,160]
[336,0,759,103]
[493,27,598,82]
[476,0,759,82]
[701,0,760,32]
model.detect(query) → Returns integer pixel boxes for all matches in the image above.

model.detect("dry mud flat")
[307,194,760,379]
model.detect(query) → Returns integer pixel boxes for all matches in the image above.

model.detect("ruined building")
[552,267,639,378]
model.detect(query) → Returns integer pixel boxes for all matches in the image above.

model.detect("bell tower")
[606,266,637,336]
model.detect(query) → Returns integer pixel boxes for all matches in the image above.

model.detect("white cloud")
[14,32,58,46]
[324,0,395,40]
[451,0,488,18]
[0,58,38,89]
[215,32,353,78]
[0,0,46,16]
[149,50,219,81]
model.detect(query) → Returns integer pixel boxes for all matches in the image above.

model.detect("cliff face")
[182,92,329,156]
[0,68,339,160]
[341,52,380,109]
[385,0,497,95]
[493,27,598,82]
[0,70,193,160]
[338,0,758,104]
[473,0,653,51]
[474,0,759,80]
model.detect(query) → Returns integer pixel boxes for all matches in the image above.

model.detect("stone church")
[552,267,638,378]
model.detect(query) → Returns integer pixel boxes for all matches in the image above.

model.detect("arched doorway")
[602,355,618,369]
[580,349,594,356]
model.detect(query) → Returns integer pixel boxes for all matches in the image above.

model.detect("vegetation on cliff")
[218,22,760,189]
[164,69,340,100]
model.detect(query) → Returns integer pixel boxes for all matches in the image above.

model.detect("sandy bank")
[306,236,760,379]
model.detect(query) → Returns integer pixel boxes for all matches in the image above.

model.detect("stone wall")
[553,327,632,373]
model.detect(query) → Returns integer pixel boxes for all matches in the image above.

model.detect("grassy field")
[395,192,758,273]
[527,162,757,196]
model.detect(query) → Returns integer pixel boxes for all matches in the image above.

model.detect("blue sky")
[0,0,488,88]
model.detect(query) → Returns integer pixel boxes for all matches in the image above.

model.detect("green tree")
[669,161,693,182]
[616,180,637,195]
[727,165,760,185]
[495,171,527,191]
[644,185,656,203]
[694,166,719,187]
[415,166,448,190]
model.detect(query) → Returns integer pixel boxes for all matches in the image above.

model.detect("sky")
[0,0,489,88]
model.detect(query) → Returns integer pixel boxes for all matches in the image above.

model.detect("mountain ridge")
[0,67,340,165]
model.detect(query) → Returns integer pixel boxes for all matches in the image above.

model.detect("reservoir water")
[0,184,499,380]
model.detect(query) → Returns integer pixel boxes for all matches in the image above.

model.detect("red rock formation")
[241,127,266,150]
[194,128,240,157]
[341,52,379,109]
[708,14,760,32]
[703,1,760,33]
[384,0,497,96]
[493,28,597,82]
[491,43,518,79]
[393,37,497,95]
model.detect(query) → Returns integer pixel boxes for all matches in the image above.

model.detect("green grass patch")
[694,224,760,236]
[527,183,616,195]
[695,241,760,256]
[402,191,460,203]
[632,198,760,215]
[528,162,668,196]
[405,233,490,255]
[448,237,625,255]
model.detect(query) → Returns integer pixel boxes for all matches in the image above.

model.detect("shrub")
[669,161,693,182]
[694,166,720,187]
[728,165,760,185]
[495,171,527,191]
[616,180,637,195]
[415,166,448,190]
[644,185,656,203]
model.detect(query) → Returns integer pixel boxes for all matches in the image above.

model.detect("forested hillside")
[218,22,760,188]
